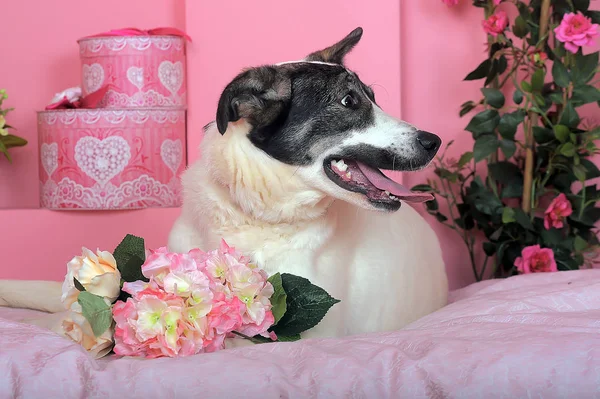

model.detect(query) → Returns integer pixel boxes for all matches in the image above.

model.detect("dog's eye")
[341,93,358,108]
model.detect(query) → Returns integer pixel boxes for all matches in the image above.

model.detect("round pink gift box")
[78,36,187,108]
[38,108,186,210]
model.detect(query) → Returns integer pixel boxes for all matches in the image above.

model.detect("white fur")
[169,119,448,338]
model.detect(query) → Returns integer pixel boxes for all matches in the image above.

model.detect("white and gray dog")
[0,27,448,341]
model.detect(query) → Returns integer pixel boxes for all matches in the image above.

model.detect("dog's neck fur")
[181,122,336,255]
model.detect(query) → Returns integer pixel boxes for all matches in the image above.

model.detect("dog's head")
[215,27,440,212]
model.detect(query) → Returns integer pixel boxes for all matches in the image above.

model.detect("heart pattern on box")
[41,143,58,177]
[160,139,183,175]
[82,63,105,94]
[74,136,131,186]
[158,61,183,95]
[127,67,145,90]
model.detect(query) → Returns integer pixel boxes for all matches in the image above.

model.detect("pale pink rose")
[544,193,573,230]
[61,247,121,309]
[441,0,459,5]
[482,11,509,37]
[515,245,558,274]
[554,12,599,53]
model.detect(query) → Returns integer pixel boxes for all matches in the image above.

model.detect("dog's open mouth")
[324,157,433,210]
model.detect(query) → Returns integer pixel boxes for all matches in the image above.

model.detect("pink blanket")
[2,270,600,398]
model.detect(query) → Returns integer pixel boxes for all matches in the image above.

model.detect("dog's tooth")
[346,172,352,179]
[385,190,390,195]
[338,162,348,172]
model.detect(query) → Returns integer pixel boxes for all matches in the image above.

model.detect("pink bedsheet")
[1,270,600,398]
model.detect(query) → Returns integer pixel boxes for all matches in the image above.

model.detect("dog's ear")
[216,66,291,137]
[306,27,363,65]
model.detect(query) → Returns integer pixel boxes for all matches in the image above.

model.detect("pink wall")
[2,1,595,289]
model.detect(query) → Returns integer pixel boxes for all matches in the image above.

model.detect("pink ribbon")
[45,86,110,111]
[81,27,192,42]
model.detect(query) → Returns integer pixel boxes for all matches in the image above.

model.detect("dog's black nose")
[416,131,441,153]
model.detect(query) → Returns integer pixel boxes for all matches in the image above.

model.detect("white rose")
[62,247,121,308]
[62,301,114,359]
[49,86,82,105]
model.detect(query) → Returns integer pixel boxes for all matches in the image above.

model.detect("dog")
[0,27,448,341]
[167,27,448,339]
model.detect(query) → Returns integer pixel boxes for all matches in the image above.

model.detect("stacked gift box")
[38,28,190,210]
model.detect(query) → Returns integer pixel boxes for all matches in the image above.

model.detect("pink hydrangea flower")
[112,241,276,358]
[544,193,573,230]
[515,245,558,274]
[441,0,459,5]
[482,11,509,37]
[554,12,599,53]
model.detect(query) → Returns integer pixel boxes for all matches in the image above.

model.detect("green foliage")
[0,89,27,162]
[418,2,600,281]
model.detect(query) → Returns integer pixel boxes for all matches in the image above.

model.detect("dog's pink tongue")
[355,161,433,203]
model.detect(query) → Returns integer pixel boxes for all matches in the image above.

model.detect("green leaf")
[498,110,526,140]
[572,52,598,85]
[271,274,340,336]
[573,0,590,11]
[267,273,287,325]
[553,124,570,143]
[481,88,505,108]
[464,59,492,81]
[572,85,600,106]
[473,134,500,162]
[502,207,516,223]
[499,139,517,159]
[574,235,588,252]
[74,278,86,292]
[552,59,570,88]
[483,242,496,256]
[485,59,500,87]
[435,212,448,223]
[580,159,600,179]
[0,140,12,162]
[410,184,434,192]
[559,142,576,157]
[459,101,477,117]
[531,68,545,92]
[113,234,148,283]
[457,152,474,167]
[488,161,523,185]
[426,197,439,211]
[465,110,500,136]
[549,92,564,105]
[573,164,586,181]
[277,334,301,342]
[521,81,532,93]
[513,208,535,231]
[533,126,555,144]
[77,292,113,337]
[0,134,28,149]
[559,103,580,128]
[513,89,524,105]
[513,15,529,38]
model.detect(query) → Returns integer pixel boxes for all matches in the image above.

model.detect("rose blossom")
[554,12,599,53]
[544,193,573,230]
[62,301,114,359]
[482,11,509,37]
[61,247,121,308]
[514,245,557,274]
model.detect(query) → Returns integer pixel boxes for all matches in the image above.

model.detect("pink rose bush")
[112,241,275,358]
[482,11,509,37]
[515,245,558,274]
[554,12,599,54]
[544,193,573,230]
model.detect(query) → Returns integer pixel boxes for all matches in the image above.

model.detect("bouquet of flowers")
[59,234,339,359]
[0,89,27,162]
